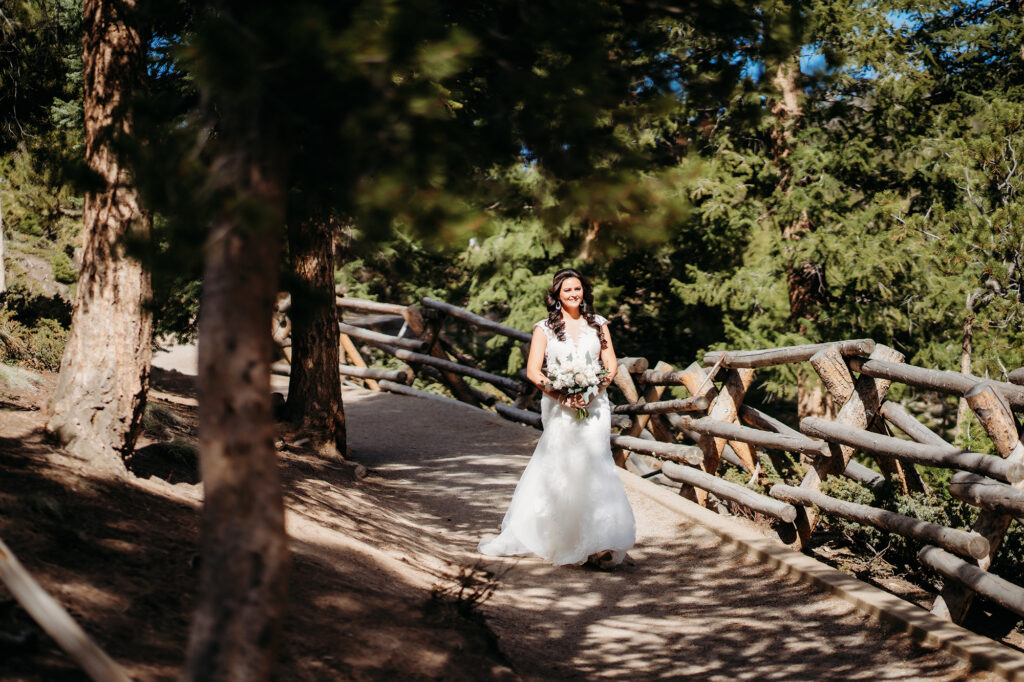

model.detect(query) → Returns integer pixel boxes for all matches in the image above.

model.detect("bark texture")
[771,57,831,419]
[182,150,289,680]
[46,0,152,473]
[1,189,6,294]
[286,218,346,459]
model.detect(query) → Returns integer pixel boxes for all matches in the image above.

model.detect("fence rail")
[270,293,1024,630]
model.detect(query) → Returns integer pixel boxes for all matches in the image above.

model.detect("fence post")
[931,382,1024,623]
[795,344,903,547]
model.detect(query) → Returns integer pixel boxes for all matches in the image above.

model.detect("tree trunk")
[1,185,6,294]
[285,218,346,459]
[46,0,152,474]
[182,149,289,681]
[771,57,831,419]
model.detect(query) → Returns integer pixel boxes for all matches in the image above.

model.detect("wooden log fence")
[919,546,1024,619]
[338,321,427,352]
[611,396,710,415]
[948,472,1024,517]
[421,297,533,343]
[610,435,704,466]
[274,293,1024,635]
[376,343,523,394]
[702,339,875,369]
[770,484,989,560]
[678,416,832,459]
[738,404,885,490]
[662,461,797,522]
[0,536,132,682]
[800,417,1024,483]
[846,356,1024,410]
[271,361,410,384]
[931,383,1024,622]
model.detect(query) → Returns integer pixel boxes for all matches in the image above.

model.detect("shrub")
[26,318,67,371]
[48,250,78,284]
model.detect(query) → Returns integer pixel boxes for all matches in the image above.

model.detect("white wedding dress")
[478,316,635,566]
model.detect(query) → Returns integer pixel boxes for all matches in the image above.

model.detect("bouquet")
[545,352,610,420]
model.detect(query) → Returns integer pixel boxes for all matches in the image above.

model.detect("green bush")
[141,403,183,438]
[48,249,78,284]
[812,470,1024,586]
[27,318,67,371]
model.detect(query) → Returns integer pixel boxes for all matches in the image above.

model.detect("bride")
[478,268,635,567]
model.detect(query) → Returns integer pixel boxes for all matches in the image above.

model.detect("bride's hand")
[560,394,584,409]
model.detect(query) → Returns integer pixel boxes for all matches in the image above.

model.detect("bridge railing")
[269,293,1024,632]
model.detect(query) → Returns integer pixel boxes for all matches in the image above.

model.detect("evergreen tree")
[45,0,152,472]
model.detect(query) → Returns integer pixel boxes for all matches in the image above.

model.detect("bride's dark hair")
[545,268,607,350]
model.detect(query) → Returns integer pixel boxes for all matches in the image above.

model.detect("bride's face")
[559,277,584,311]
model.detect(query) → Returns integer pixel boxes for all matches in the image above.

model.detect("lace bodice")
[535,315,608,365]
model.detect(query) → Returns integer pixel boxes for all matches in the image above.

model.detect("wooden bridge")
[272,291,1024,643]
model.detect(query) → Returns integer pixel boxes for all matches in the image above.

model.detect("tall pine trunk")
[771,57,831,418]
[285,218,346,460]
[47,0,152,473]
[182,146,289,680]
[1,186,6,294]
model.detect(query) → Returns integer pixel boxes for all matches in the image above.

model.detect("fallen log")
[949,472,1024,516]
[375,343,523,394]
[662,462,798,523]
[737,406,885,490]
[770,485,989,560]
[842,460,888,491]
[338,322,426,352]
[702,339,875,369]
[611,396,710,415]
[421,297,532,343]
[919,546,1024,619]
[0,536,131,682]
[846,356,1024,409]
[609,435,703,466]
[335,295,407,315]
[800,417,1024,483]
[1009,368,1024,387]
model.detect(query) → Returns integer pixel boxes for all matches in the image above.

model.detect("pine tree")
[45,0,152,472]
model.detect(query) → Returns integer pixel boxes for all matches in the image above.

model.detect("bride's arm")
[598,324,617,393]
[526,326,558,399]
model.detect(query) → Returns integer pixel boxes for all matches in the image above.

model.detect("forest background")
[2,0,1022,406]
[1,0,1024,675]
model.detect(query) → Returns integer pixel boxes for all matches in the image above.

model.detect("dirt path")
[340,387,994,681]
[1,347,1003,680]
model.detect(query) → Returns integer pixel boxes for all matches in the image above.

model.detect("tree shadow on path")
[334,389,995,681]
